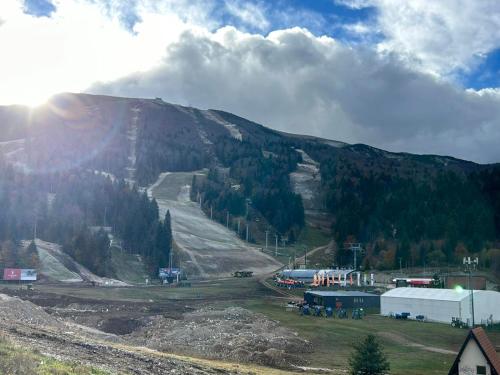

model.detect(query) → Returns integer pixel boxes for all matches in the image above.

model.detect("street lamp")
[463,257,478,327]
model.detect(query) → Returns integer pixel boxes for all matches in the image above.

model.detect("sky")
[1,1,500,163]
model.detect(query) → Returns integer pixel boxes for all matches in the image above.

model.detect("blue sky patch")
[460,49,500,90]
[23,0,56,17]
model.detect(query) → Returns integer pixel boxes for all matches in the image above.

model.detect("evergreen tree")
[348,335,390,375]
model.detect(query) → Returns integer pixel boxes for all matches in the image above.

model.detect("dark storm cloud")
[89,27,500,163]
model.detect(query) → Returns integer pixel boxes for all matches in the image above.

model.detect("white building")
[449,327,500,375]
[381,287,500,324]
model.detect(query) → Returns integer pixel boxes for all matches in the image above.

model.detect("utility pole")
[464,257,478,327]
[246,224,249,242]
[210,206,213,220]
[281,238,288,249]
[265,230,269,250]
[399,257,403,276]
[274,234,278,257]
[237,219,241,234]
[345,243,363,270]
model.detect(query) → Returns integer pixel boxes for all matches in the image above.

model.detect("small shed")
[449,327,500,375]
[304,290,380,309]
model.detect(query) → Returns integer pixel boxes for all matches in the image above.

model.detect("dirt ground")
[0,287,310,374]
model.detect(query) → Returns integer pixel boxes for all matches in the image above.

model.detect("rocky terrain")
[0,291,310,374]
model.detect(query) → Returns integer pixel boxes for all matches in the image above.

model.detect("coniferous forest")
[1,93,500,277]
[0,155,171,277]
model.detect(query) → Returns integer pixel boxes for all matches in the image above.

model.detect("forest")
[0,156,171,277]
[190,135,305,239]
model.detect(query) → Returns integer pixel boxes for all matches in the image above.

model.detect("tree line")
[0,157,171,276]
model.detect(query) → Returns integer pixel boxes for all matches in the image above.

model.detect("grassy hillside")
[0,335,108,375]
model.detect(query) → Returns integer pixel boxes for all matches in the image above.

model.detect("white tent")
[381,287,500,324]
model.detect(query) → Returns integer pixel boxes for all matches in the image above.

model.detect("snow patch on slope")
[202,110,242,141]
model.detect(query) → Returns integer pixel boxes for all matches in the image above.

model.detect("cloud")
[0,0,198,105]
[224,0,269,32]
[89,26,500,163]
[2,0,500,163]
[342,0,500,78]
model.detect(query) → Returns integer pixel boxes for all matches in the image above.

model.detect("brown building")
[446,275,487,290]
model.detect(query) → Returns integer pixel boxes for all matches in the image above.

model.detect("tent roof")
[382,287,471,302]
[306,290,378,298]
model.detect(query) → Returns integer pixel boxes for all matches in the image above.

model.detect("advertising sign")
[21,269,37,281]
[3,268,21,280]
[159,268,181,279]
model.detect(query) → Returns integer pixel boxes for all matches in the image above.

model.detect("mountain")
[1,92,500,274]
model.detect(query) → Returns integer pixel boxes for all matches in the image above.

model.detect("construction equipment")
[451,317,468,328]
[352,308,364,320]
[233,270,253,278]
[325,306,333,318]
[337,308,347,319]
[314,305,323,317]
[395,312,411,320]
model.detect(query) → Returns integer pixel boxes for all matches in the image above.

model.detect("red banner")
[3,268,21,280]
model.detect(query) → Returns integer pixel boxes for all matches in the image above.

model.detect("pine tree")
[348,334,390,375]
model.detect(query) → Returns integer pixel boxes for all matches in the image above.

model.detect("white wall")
[381,296,462,323]
[458,339,491,375]
[381,290,500,325]
[473,291,500,324]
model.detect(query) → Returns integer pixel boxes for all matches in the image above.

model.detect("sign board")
[2,268,37,281]
[3,268,21,280]
[21,269,37,281]
[159,268,181,279]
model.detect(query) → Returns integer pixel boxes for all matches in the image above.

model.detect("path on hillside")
[295,240,336,266]
[290,149,332,231]
[148,172,282,278]
[377,331,458,355]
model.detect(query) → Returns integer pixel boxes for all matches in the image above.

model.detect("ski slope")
[290,149,333,230]
[148,172,282,278]
[22,239,128,285]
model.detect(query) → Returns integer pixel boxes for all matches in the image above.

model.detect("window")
[477,365,486,374]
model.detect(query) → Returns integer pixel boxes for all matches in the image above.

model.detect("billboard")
[159,268,181,278]
[2,268,37,281]
[3,268,21,280]
[21,269,37,281]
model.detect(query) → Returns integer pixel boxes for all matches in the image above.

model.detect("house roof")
[280,269,354,278]
[449,327,500,375]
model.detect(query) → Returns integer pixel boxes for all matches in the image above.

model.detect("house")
[449,327,500,375]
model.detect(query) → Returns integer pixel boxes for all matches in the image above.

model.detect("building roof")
[280,269,354,278]
[449,327,500,375]
[305,290,378,297]
[382,287,471,302]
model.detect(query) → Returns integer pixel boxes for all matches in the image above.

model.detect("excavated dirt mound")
[128,307,312,369]
[0,293,64,328]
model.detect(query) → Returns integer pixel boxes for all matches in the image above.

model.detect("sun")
[3,88,55,108]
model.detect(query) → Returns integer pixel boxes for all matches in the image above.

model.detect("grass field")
[240,298,479,375]
[110,247,148,285]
